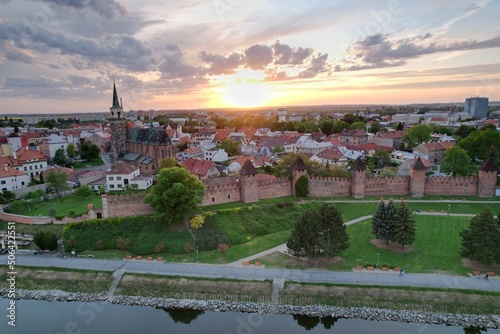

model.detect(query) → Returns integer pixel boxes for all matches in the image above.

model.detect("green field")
[9,195,103,218]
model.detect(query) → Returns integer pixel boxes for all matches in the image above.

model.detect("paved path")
[3,253,499,292]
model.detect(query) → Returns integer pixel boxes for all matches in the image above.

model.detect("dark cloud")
[199,51,244,75]
[37,0,127,20]
[158,44,200,79]
[272,41,312,65]
[339,33,500,71]
[5,75,60,88]
[244,44,273,70]
[299,53,330,78]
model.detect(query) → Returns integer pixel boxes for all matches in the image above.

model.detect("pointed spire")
[479,158,498,172]
[411,157,426,171]
[240,159,258,176]
[291,157,307,171]
[112,80,120,109]
[351,157,366,171]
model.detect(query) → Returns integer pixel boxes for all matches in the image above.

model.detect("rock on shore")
[1,288,498,329]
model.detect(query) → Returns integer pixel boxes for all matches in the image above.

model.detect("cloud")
[199,51,244,75]
[158,44,201,80]
[338,33,500,71]
[299,53,330,78]
[244,44,273,70]
[34,0,127,20]
[272,41,313,65]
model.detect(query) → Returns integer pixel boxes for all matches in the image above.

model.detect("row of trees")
[372,200,416,249]
[461,207,500,265]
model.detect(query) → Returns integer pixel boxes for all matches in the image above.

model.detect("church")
[108,82,176,175]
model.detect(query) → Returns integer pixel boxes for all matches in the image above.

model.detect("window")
[117,177,122,181]
[227,194,231,200]
[29,166,32,170]
[118,184,122,188]
[1,181,5,185]
[40,164,42,168]
[109,177,114,180]
[21,182,25,186]
[110,185,115,189]
[212,197,215,202]
[24,167,27,171]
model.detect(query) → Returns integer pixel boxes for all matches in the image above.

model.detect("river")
[1,298,498,334]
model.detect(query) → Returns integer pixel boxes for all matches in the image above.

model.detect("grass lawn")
[73,158,104,168]
[255,215,476,275]
[0,220,63,235]
[10,195,102,217]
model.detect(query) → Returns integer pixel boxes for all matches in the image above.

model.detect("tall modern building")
[464,97,489,119]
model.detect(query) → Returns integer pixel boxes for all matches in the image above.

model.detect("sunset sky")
[1,0,499,114]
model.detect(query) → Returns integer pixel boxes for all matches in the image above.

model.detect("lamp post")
[189,227,199,262]
[448,204,451,217]
[376,253,380,268]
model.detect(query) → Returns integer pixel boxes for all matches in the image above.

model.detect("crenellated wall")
[203,177,241,206]
[365,176,410,197]
[308,177,351,197]
[104,194,154,218]
[258,178,292,199]
[424,176,478,196]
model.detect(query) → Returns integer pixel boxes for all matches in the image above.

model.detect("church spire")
[110,80,123,118]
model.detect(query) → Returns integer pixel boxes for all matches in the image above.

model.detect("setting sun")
[221,69,272,108]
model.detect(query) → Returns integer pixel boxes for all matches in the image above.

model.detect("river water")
[1,298,498,334]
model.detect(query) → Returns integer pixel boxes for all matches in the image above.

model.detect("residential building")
[41,133,68,160]
[0,164,30,191]
[369,130,404,149]
[413,142,454,163]
[86,131,111,153]
[339,129,369,145]
[14,147,48,179]
[465,97,488,119]
[106,162,140,191]
[182,158,219,180]
[204,148,228,162]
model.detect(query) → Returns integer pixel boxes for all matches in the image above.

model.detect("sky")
[0,0,499,114]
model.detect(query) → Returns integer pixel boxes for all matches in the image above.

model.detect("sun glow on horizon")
[219,68,273,108]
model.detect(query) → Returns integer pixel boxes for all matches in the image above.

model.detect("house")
[86,131,111,153]
[397,157,433,176]
[0,164,30,191]
[227,155,274,174]
[310,147,347,166]
[413,142,454,163]
[297,135,333,155]
[339,129,369,145]
[106,162,141,191]
[42,166,80,188]
[204,148,228,162]
[129,175,154,190]
[41,134,68,160]
[14,146,48,179]
[177,146,204,161]
[368,130,404,149]
[182,158,219,180]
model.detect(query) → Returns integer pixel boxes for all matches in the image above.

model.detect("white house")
[15,147,48,179]
[204,148,228,162]
[130,176,154,190]
[0,164,30,192]
[106,162,140,191]
[41,134,68,160]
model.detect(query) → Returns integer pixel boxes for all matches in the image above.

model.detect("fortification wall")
[365,176,410,197]
[202,180,241,206]
[308,177,351,197]
[424,176,478,196]
[106,194,154,217]
[258,178,292,199]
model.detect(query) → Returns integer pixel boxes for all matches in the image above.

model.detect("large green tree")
[294,175,309,197]
[370,150,392,169]
[460,207,500,265]
[80,141,100,161]
[402,124,432,148]
[287,204,349,258]
[53,148,71,167]
[66,143,76,158]
[144,167,206,225]
[392,201,416,249]
[216,138,241,157]
[46,170,70,197]
[458,128,500,161]
[440,146,472,177]
[159,157,178,170]
[371,199,396,244]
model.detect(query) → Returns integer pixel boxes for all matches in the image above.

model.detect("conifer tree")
[318,204,349,257]
[460,207,500,265]
[371,200,385,240]
[392,201,416,249]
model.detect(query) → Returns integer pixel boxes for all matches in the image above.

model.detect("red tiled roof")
[0,165,27,178]
[376,130,404,139]
[183,158,216,176]
[15,147,47,163]
[107,162,137,175]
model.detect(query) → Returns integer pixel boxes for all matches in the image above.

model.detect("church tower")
[109,81,127,165]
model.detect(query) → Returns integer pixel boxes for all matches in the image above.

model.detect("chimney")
[12,150,17,160]
[4,164,8,172]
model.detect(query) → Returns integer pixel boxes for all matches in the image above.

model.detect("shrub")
[95,240,103,250]
[34,231,58,251]
[74,186,94,199]
[49,207,57,217]
[217,243,229,253]
[116,237,131,251]
[155,241,165,253]
[185,242,193,253]
[294,175,309,197]
[67,238,77,248]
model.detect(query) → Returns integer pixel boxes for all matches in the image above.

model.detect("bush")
[95,240,103,250]
[67,238,77,248]
[49,207,57,217]
[54,215,65,220]
[74,186,94,199]
[34,231,58,251]
[116,237,131,251]
[155,241,165,253]
[294,175,309,197]
[217,243,229,253]
[185,242,193,253]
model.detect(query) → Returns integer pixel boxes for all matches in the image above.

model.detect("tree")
[273,153,343,179]
[0,189,15,204]
[287,204,349,258]
[460,207,500,265]
[455,124,476,139]
[369,122,382,133]
[486,145,500,171]
[294,175,309,197]
[350,121,366,130]
[46,170,70,197]
[216,138,241,156]
[371,150,392,169]
[53,148,70,167]
[458,128,500,161]
[371,200,396,244]
[80,141,100,161]
[402,124,432,148]
[189,215,205,229]
[66,143,76,158]
[74,185,94,199]
[34,231,58,251]
[371,201,386,241]
[320,118,335,136]
[144,167,205,225]
[392,202,416,249]
[440,146,472,177]
[159,157,178,170]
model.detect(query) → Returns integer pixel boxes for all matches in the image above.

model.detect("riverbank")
[1,288,499,329]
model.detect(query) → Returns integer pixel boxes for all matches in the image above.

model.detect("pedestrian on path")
[485,273,489,281]
[399,268,404,277]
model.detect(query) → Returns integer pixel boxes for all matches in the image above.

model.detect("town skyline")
[1,0,500,114]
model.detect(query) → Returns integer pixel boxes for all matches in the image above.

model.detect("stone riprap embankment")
[1,288,498,329]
